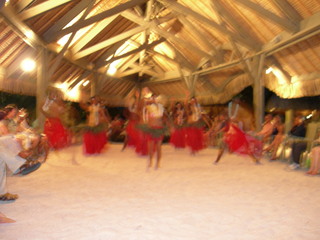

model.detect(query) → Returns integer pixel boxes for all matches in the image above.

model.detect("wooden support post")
[285,109,294,134]
[253,54,265,131]
[36,48,49,130]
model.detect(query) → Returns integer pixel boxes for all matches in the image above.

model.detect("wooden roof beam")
[271,0,302,23]
[118,53,141,72]
[104,37,166,66]
[16,0,35,12]
[160,0,258,51]
[211,0,261,45]
[43,0,93,42]
[234,0,299,33]
[121,10,195,70]
[71,14,120,53]
[95,39,130,69]
[121,10,212,59]
[49,0,149,43]
[73,25,149,60]
[177,15,224,64]
[19,0,74,20]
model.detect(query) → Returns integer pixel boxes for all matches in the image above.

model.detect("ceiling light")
[265,67,273,74]
[83,80,90,86]
[107,63,117,75]
[21,58,36,72]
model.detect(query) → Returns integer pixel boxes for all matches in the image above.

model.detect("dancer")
[169,101,187,149]
[185,95,208,154]
[138,94,167,170]
[134,88,151,156]
[80,96,109,155]
[122,93,140,151]
[214,113,261,164]
[41,87,71,149]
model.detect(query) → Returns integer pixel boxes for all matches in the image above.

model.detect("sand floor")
[1,143,320,240]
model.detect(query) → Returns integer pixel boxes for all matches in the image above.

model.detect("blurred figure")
[41,87,71,149]
[306,134,320,175]
[214,114,261,164]
[80,96,109,155]
[288,115,307,170]
[169,101,187,149]
[263,115,285,160]
[256,114,274,145]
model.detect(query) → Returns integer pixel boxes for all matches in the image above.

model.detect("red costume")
[44,117,71,149]
[223,122,262,158]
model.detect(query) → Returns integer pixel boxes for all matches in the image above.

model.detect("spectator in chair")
[288,115,307,170]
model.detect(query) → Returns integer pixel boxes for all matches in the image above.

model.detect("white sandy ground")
[1,143,320,240]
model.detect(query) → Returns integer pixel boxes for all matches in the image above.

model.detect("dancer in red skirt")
[214,114,261,164]
[41,87,71,150]
[137,94,168,170]
[169,101,187,149]
[122,93,140,151]
[80,96,109,155]
[185,96,209,155]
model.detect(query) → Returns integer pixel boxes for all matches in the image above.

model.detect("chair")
[279,122,320,166]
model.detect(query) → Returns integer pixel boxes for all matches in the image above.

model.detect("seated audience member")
[288,115,307,170]
[306,135,320,175]
[263,115,285,160]
[256,114,274,144]
[0,110,41,201]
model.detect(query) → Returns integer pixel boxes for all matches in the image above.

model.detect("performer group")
[38,86,265,170]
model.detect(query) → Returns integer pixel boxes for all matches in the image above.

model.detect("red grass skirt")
[135,130,148,156]
[170,127,186,148]
[185,126,204,152]
[44,118,71,149]
[83,131,107,155]
[224,124,262,157]
[126,120,139,147]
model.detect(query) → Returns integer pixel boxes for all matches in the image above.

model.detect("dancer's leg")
[147,140,154,169]
[214,147,225,164]
[155,140,162,170]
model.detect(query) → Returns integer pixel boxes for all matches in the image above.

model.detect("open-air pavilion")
[0,1,320,239]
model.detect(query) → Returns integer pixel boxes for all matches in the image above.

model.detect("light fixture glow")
[83,80,90,86]
[21,58,36,72]
[107,63,117,75]
[265,67,273,74]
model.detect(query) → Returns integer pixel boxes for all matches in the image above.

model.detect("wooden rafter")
[160,0,258,50]
[211,0,260,46]
[48,0,149,43]
[121,10,194,70]
[104,37,166,65]
[73,25,149,60]
[71,14,120,54]
[19,0,74,20]
[271,0,302,23]
[234,0,299,33]
[16,0,35,12]
[177,14,224,64]
[47,1,95,79]
[95,39,130,69]
[43,0,92,42]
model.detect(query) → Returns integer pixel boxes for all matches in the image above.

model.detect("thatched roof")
[0,0,319,106]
